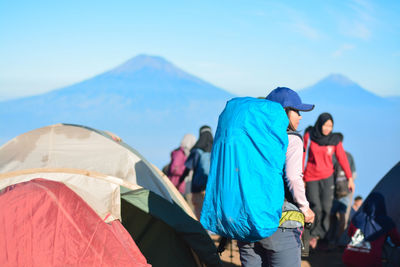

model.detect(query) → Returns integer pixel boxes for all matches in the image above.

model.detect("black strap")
[217,237,229,255]
[287,130,303,141]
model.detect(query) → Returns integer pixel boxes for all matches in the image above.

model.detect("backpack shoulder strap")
[287,131,303,141]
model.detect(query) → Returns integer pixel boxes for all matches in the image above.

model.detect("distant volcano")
[48,54,231,100]
[0,55,234,166]
[298,74,390,107]
[109,55,197,79]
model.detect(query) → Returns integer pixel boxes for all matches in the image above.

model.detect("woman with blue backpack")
[181,125,213,220]
[237,87,316,267]
[200,87,315,267]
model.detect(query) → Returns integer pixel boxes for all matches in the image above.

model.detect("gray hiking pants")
[237,228,302,267]
[306,175,335,239]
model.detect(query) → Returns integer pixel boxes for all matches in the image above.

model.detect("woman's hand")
[303,208,315,224]
[348,177,355,192]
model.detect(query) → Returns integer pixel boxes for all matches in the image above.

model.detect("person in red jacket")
[342,192,400,267]
[303,112,355,248]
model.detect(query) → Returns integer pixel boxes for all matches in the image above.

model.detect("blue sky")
[1,0,399,100]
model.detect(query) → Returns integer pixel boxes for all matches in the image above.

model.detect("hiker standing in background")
[328,150,356,247]
[303,113,355,249]
[181,125,213,220]
[166,134,196,195]
[349,195,363,221]
[237,87,316,267]
[340,195,363,247]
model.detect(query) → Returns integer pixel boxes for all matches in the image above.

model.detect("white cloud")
[340,0,375,40]
[347,21,371,40]
[266,3,321,40]
[332,44,356,58]
[294,20,320,40]
[351,0,374,16]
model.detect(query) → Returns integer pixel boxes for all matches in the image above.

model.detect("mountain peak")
[109,54,187,76]
[321,73,356,86]
[299,73,389,107]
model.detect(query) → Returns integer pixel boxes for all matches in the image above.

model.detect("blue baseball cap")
[266,87,314,111]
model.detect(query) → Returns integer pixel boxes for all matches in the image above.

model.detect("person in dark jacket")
[342,192,400,267]
[180,125,213,219]
[349,195,363,221]
[303,113,355,248]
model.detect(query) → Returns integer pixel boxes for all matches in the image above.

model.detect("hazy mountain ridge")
[0,55,234,169]
[298,74,393,108]
[108,55,203,83]
[0,56,398,197]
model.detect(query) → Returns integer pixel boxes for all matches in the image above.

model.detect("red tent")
[0,178,150,267]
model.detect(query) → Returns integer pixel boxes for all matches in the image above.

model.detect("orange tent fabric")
[0,178,150,267]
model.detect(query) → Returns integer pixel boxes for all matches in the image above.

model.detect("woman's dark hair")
[192,125,213,152]
[354,195,363,201]
[285,108,297,131]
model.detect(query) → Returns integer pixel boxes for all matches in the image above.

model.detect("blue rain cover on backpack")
[200,97,289,242]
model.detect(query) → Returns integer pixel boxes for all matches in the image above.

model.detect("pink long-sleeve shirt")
[285,134,310,214]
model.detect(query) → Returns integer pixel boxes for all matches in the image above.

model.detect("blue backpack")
[200,97,289,242]
[192,149,211,190]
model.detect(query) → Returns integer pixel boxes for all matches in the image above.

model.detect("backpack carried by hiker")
[200,97,289,242]
[191,148,211,190]
[332,152,355,198]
